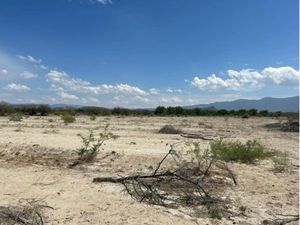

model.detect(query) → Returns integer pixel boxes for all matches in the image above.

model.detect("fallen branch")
[181,133,215,140]
[93,171,174,183]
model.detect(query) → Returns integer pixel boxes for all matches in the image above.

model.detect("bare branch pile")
[0,200,52,225]
[93,144,237,217]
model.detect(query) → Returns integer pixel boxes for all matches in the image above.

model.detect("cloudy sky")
[0,0,298,108]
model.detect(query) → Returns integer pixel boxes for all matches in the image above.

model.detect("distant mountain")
[185,96,299,112]
[51,104,84,109]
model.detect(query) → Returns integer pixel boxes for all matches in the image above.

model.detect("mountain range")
[184,96,299,112]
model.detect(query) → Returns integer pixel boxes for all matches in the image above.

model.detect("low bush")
[210,139,268,163]
[61,114,75,125]
[158,125,182,134]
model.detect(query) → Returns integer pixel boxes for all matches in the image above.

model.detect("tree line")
[0,102,295,118]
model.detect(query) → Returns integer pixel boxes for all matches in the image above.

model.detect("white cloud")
[46,70,148,96]
[38,64,48,70]
[59,91,79,100]
[134,96,151,104]
[18,55,42,64]
[161,96,182,105]
[20,71,38,79]
[87,97,99,103]
[191,66,299,91]
[6,83,31,92]
[191,74,242,91]
[261,66,299,85]
[113,96,121,101]
[149,88,160,95]
[95,0,112,4]
[0,69,8,75]
[166,88,183,93]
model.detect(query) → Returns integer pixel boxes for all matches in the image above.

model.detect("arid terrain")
[0,116,298,225]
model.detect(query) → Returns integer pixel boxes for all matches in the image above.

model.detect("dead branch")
[0,200,52,225]
[93,171,174,183]
[215,160,237,185]
[181,133,215,140]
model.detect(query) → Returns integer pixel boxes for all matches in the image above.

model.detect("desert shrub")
[272,153,290,173]
[9,113,23,122]
[61,114,75,125]
[210,139,268,163]
[158,125,182,134]
[77,125,118,162]
[90,114,96,121]
[48,118,54,122]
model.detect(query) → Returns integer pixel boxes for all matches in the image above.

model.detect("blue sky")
[0,0,299,107]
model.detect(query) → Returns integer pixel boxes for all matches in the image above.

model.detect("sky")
[0,0,299,108]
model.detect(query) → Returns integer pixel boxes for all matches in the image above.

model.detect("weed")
[77,125,118,162]
[210,207,222,219]
[186,142,212,173]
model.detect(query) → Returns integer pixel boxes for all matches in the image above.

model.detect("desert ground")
[0,116,298,225]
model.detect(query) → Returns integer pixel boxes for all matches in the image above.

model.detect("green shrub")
[210,139,268,163]
[9,114,23,122]
[61,114,75,125]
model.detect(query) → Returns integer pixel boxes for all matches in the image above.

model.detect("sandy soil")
[0,116,298,224]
